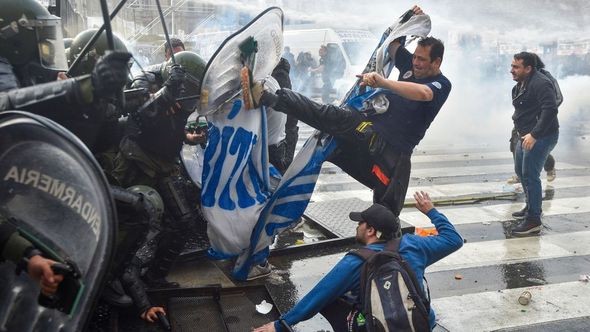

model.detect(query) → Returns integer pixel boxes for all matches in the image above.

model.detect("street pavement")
[260,123,590,331]
[167,122,590,331]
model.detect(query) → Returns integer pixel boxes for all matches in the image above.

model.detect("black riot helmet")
[63,37,73,49]
[0,0,68,84]
[161,51,206,113]
[68,28,129,76]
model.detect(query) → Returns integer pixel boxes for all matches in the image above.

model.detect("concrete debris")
[256,300,273,314]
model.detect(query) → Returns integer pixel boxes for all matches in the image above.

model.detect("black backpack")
[350,239,431,332]
[538,68,563,107]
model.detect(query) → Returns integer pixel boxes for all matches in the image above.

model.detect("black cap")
[350,203,398,237]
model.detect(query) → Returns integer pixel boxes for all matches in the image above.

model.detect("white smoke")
[558,75,590,123]
[78,0,588,148]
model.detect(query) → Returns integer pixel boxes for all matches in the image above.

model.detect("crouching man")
[252,191,463,331]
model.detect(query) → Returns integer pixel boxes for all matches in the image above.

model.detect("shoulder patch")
[402,70,413,79]
[431,81,442,89]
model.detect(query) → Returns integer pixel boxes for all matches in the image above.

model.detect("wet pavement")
[164,127,590,331]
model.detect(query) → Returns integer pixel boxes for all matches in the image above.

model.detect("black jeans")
[273,89,411,216]
[319,298,354,332]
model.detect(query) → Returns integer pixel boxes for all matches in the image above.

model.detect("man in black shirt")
[248,6,450,224]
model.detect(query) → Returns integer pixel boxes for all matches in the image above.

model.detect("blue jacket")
[275,208,463,331]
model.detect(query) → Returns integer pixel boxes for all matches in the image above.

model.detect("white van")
[189,28,377,101]
[284,28,377,101]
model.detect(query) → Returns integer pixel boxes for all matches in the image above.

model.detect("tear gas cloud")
[76,0,588,151]
[186,0,589,150]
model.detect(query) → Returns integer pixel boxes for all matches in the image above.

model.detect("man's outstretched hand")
[414,191,434,214]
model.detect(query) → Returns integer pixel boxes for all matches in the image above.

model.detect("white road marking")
[434,281,590,331]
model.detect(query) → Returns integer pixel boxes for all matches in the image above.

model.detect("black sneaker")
[511,218,542,236]
[511,207,528,220]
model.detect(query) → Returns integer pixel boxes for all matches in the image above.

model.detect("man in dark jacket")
[246,6,450,228]
[510,52,559,236]
[508,53,562,184]
[112,51,207,288]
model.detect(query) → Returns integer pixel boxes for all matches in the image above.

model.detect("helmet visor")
[34,18,68,71]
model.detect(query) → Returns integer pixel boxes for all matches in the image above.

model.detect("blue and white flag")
[202,98,335,280]
[196,7,430,280]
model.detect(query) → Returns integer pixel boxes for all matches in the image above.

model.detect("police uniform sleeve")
[0,56,19,92]
[0,221,34,265]
[0,76,95,113]
[130,72,156,90]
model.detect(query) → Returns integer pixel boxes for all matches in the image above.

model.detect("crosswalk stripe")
[311,175,590,208]
[408,175,590,197]
[401,196,590,227]
[428,230,590,273]
[412,162,585,178]
[433,281,590,331]
[410,151,513,163]
[316,163,587,188]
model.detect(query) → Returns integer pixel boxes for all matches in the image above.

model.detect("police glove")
[92,51,132,98]
[163,64,186,100]
[260,90,278,108]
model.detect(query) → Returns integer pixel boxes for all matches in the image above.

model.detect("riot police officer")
[64,28,139,171]
[0,0,132,149]
[112,51,207,287]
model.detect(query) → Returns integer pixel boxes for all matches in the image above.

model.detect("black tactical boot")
[143,232,185,288]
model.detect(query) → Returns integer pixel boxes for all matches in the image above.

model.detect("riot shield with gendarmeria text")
[0,111,116,332]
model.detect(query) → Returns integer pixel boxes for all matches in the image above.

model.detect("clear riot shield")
[198,7,284,116]
[0,111,116,332]
[181,112,206,188]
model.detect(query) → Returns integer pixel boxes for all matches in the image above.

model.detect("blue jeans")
[514,132,558,218]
